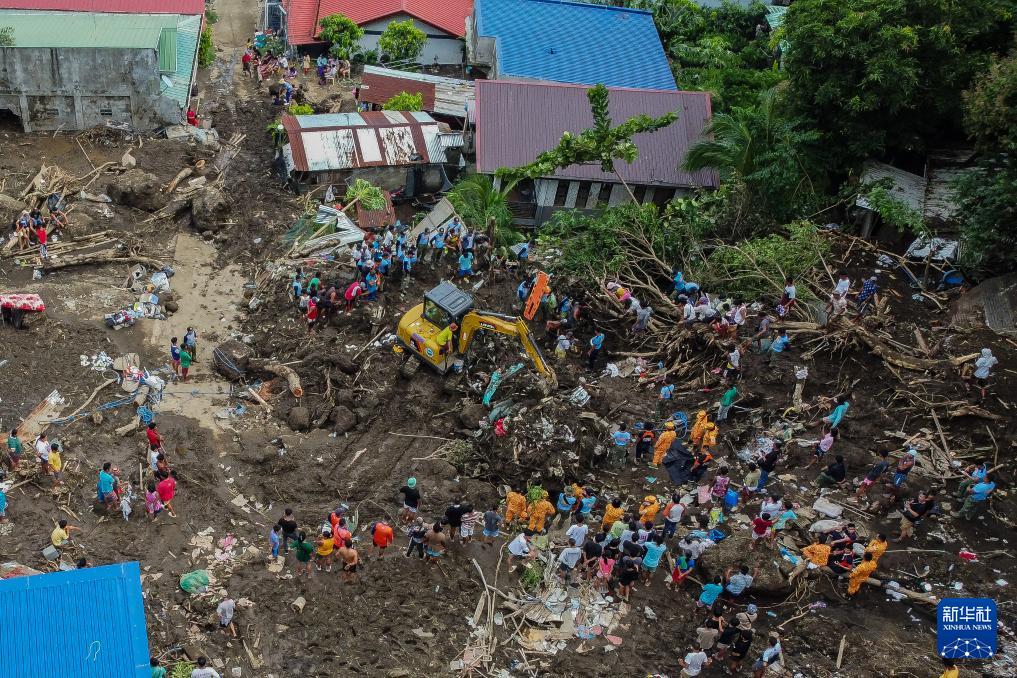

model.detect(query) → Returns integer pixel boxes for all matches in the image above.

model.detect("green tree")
[447,174,518,245]
[382,91,423,111]
[378,20,426,64]
[197,27,214,68]
[954,155,1017,278]
[0,26,14,47]
[782,0,1016,164]
[497,84,678,201]
[318,14,364,59]
[964,49,1017,153]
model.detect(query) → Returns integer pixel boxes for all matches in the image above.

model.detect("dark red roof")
[356,190,396,229]
[361,71,436,110]
[475,80,718,189]
[285,0,471,45]
[0,0,204,13]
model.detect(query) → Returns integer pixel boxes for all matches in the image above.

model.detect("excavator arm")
[458,310,558,389]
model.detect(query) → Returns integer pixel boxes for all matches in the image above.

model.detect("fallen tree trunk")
[40,250,165,272]
[250,359,303,397]
[864,577,938,605]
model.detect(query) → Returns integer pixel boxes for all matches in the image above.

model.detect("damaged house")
[0,0,203,132]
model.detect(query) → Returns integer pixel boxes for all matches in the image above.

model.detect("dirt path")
[211,0,259,50]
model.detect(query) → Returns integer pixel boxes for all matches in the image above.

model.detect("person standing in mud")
[444,497,467,545]
[170,337,181,377]
[423,521,448,563]
[278,508,298,555]
[291,531,314,577]
[183,327,198,360]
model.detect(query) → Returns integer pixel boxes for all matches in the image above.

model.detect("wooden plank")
[16,389,65,441]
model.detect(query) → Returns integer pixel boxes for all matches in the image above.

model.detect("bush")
[286,103,314,115]
[382,91,423,111]
[258,35,284,57]
[197,27,214,68]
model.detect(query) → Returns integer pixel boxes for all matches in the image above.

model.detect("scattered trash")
[179,570,210,594]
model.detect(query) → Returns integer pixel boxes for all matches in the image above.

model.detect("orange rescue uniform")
[505,491,528,523]
[653,429,676,466]
[527,499,555,532]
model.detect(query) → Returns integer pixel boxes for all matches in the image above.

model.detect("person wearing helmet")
[652,421,676,467]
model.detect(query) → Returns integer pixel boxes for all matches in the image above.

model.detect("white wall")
[361,14,464,66]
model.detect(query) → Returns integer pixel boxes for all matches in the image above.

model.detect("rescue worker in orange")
[638,495,661,524]
[699,421,719,454]
[504,489,528,526]
[847,552,877,595]
[690,410,709,448]
[652,421,677,467]
[527,491,555,532]
[601,497,625,530]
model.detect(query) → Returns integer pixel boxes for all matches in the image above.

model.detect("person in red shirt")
[306,298,318,332]
[750,512,774,550]
[157,471,178,517]
[35,224,48,260]
[186,108,199,127]
[371,520,395,559]
[145,422,164,453]
[241,49,253,77]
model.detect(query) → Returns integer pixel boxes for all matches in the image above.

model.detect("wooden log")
[40,251,165,272]
[165,167,193,194]
[250,359,303,397]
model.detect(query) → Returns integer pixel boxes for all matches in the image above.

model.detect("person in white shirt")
[565,515,589,547]
[682,297,695,325]
[35,433,51,473]
[556,538,583,582]
[966,347,998,400]
[833,272,851,296]
[508,531,532,562]
[679,641,711,676]
[752,635,782,675]
[190,657,221,678]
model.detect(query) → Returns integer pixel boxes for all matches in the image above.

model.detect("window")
[423,299,452,329]
[553,181,570,207]
[575,182,591,209]
[99,106,114,117]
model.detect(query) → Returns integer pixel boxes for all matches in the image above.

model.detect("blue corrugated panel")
[0,562,151,678]
[475,0,677,90]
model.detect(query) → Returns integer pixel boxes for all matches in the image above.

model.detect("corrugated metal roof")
[856,161,926,213]
[285,0,471,45]
[157,26,176,72]
[0,562,151,677]
[361,65,475,118]
[475,80,717,188]
[356,189,396,229]
[0,10,177,47]
[284,111,460,171]
[474,0,676,90]
[0,0,203,13]
[159,13,200,108]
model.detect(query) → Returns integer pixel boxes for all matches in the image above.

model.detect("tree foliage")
[378,19,427,64]
[197,27,214,68]
[345,179,386,212]
[318,14,364,59]
[382,91,423,111]
[447,174,520,246]
[286,103,314,115]
[782,0,1016,164]
[954,155,1017,277]
[964,48,1017,153]
[497,84,678,199]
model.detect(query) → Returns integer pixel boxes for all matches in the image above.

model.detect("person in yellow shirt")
[436,322,458,357]
[847,552,877,595]
[699,422,718,453]
[48,443,63,486]
[789,534,830,583]
[690,410,709,446]
[315,529,336,572]
[527,492,555,532]
[865,533,888,564]
[51,519,80,547]
[601,497,625,530]
[504,489,528,525]
[638,495,660,524]
[652,421,676,467]
[939,658,959,678]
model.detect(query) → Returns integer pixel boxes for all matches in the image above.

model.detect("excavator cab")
[395,281,556,388]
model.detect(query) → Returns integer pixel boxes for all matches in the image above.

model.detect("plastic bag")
[724,488,739,509]
[179,569,210,594]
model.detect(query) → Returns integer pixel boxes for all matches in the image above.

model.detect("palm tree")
[682,88,780,181]
[447,173,517,245]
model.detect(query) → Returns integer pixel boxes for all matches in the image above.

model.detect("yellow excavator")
[395,281,557,388]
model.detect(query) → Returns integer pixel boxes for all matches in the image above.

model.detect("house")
[0,562,151,676]
[475,80,716,226]
[283,0,471,65]
[361,65,475,120]
[281,111,463,191]
[0,1,203,132]
[854,159,970,238]
[468,0,676,90]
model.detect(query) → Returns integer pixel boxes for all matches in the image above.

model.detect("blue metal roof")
[475,0,677,90]
[0,562,151,678]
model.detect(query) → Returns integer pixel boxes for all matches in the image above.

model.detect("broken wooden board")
[18,389,66,441]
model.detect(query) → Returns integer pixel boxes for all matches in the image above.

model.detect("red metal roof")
[285,0,471,45]
[361,71,436,110]
[475,80,718,189]
[355,190,396,229]
[0,0,203,13]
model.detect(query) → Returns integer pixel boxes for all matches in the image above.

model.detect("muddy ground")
[1,9,1016,678]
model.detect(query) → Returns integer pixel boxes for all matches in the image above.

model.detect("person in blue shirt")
[457,251,474,279]
[657,382,675,418]
[378,254,392,276]
[955,461,989,499]
[611,423,632,466]
[698,575,724,609]
[823,395,850,430]
[515,240,530,278]
[578,489,597,516]
[588,330,605,370]
[956,474,997,520]
[430,229,446,264]
[97,462,117,509]
[641,535,668,582]
[402,246,417,277]
[556,491,577,514]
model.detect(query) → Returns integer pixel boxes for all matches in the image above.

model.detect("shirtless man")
[339,538,359,583]
[423,522,448,564]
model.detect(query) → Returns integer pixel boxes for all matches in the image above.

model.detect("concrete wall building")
[0,5,202,132]
[284,0,470,65]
